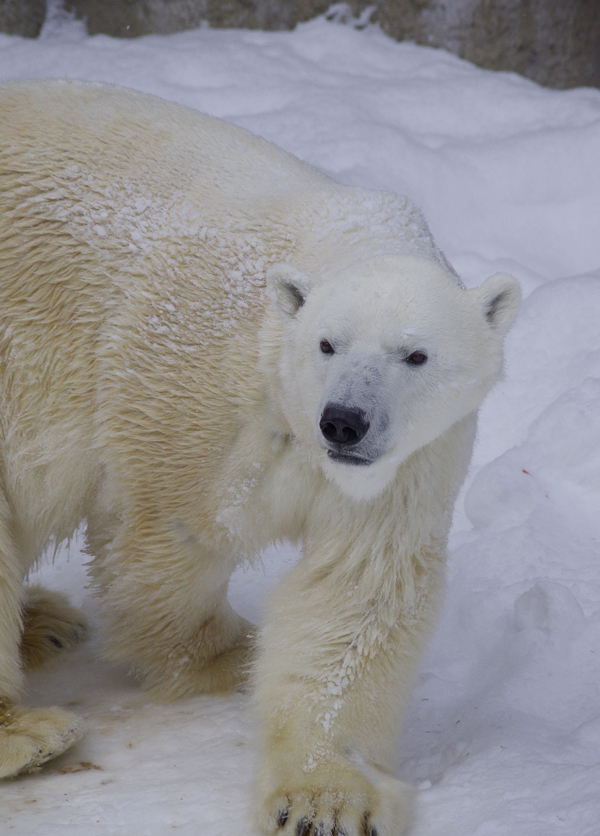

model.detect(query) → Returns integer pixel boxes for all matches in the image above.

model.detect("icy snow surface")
[2,6,600,835]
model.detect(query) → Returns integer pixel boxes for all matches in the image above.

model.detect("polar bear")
[0,80,519,834]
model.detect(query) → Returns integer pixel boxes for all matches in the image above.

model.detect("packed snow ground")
[2,6,600,835]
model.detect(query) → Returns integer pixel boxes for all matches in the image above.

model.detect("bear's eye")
[406,351,428,366]
[320,340,335,355]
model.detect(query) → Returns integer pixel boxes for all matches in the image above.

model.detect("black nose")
[319,404,370,446]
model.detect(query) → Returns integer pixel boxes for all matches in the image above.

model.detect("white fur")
[0,80,519,833]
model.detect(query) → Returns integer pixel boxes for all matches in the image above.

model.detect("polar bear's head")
[267,256,520,500]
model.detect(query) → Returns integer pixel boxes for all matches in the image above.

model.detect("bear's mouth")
[327,451,372,467]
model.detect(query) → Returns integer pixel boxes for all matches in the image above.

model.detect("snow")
[2,5,600,834]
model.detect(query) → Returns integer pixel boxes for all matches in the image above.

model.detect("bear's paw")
[257,758,415,836]
[0,702,85,779]
[20,586,88,671]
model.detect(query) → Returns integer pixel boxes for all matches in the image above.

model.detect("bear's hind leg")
[20,586,88,671]
[87,512,256,700]
[0,496,84,778]
[145,597,256,700]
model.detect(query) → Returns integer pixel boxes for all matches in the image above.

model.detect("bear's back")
[0,80,319,386]
[0,80,328,218]
[0,79,335,333]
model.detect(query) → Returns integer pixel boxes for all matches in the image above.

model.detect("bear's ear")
[267,263,313,318]
[475,273,521,337]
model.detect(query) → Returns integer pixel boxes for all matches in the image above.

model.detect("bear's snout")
[319,404,370,447]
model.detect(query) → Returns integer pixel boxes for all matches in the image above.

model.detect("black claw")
[277,809,289,828]
[361,812,377,836]
[296,817,312,836]
[48,636,63,648]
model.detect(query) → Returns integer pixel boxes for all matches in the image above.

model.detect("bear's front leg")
[254,535,444,836]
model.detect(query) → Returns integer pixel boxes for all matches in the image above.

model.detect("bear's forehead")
[310,261,473,335]
[318,256,463,304]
